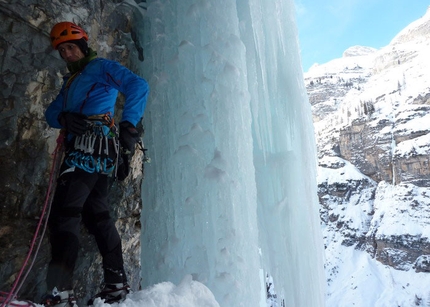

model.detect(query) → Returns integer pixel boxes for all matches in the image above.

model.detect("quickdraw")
[65,120,119,175]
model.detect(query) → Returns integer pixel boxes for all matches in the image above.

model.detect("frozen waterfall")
[139,0,326,306]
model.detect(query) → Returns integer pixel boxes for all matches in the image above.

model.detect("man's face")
[58,42,85,63]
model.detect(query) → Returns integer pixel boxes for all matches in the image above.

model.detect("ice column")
[236,1,326,306]
[139,0,325,306]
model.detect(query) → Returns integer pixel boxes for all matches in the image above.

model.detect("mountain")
[305,7,430,306]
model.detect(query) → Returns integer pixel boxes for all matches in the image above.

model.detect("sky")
[295,0,430,72]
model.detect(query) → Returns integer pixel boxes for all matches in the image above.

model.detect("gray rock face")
[338,105,430,186]
[0,0,147,304]
[338,117,392,182]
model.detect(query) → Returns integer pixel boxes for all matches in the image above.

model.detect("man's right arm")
[45,89,65,128]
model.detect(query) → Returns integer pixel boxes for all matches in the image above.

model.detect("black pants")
[46,162,126,291]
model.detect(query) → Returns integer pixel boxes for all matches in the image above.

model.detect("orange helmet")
[50,22,88,49]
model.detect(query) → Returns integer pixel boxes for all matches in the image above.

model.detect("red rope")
[1,131,65,307]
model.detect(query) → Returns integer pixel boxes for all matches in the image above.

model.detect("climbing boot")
[87,283,130,305]
[41,287,77,307]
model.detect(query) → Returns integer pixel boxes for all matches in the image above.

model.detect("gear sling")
[64,114,120,176]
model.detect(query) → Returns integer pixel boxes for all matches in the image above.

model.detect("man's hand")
[119,121,141,155]
[58,112,88,136]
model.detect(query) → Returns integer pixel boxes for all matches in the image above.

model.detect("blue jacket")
[45,58,149,128]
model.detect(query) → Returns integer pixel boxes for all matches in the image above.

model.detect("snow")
[369,181,430,239]
[395,133,430,158]
[326,243,430,307]
[91,276,220,307]
[19,276,219,307]
[342,46,377,58]
[390,6,430,46]
[318,156,372,184]
[321,179,430,306]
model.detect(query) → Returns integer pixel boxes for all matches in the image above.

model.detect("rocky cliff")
[307,7,430,305]
[0,0,147,304]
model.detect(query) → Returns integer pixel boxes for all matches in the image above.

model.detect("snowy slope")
[306,7,430,307]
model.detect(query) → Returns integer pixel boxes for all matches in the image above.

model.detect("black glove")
[119,121,141,156]
[58,112,88,136]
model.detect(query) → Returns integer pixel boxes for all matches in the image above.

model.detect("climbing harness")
[64,114,120,176]
[0,131,66,307]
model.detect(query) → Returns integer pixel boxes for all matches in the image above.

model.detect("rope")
[0,131,65,307]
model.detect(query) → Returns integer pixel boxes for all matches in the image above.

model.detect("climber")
[41,21,149,307]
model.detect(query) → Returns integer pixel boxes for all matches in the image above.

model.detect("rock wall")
[0,0,147,304]
[338,117,393,182]
[339,104,430,187]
